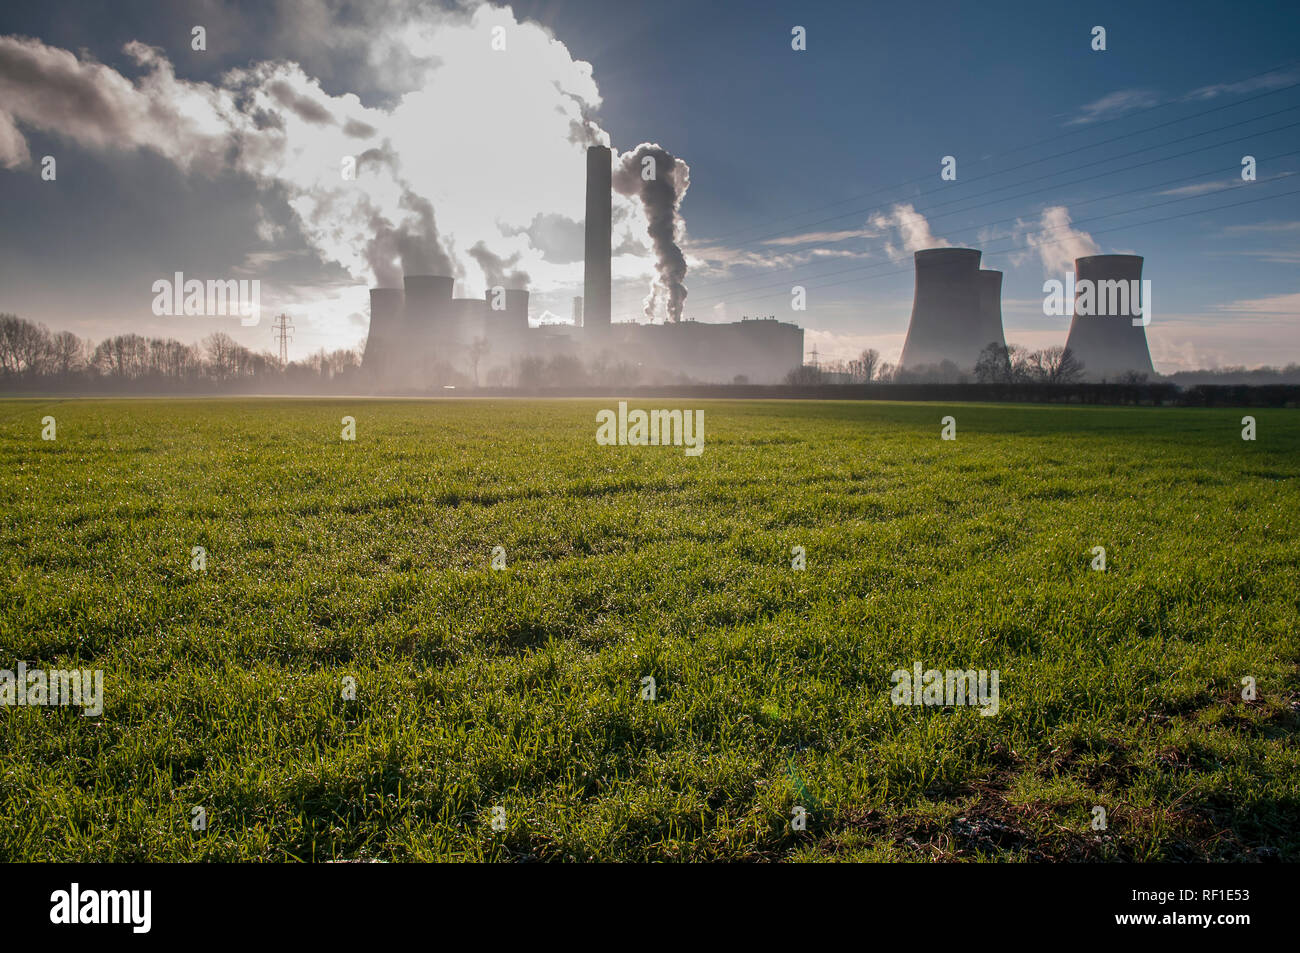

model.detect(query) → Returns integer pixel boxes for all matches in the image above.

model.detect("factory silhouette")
[362,147,1154,388]
[362,146,804,388]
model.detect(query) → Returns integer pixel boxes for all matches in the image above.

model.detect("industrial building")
[898,247,1155,380]
[361,145,804,388]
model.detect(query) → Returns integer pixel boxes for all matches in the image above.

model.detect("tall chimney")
[899,247,984,372]
[584,145,612,333]
[1064,254,1153,380]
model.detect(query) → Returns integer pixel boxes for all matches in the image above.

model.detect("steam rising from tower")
[613,143,691,322]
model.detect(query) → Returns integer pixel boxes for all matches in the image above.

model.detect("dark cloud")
[506,212,584,264]
[268,79,334,125]
[468,241,529,288]
[342,117,376,138]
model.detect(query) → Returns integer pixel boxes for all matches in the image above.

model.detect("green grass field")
[0,398,1296,862]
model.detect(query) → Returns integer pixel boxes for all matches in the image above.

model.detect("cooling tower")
[402,275,453,384]
[483,288,529,364]
[584,145,612,333]
[448,297,488,352]
[362,287,404,375]
[899,248,985,372]
[1063,254,1154,380]
[976,270,1007,354]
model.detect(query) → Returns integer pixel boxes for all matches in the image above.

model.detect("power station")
[362,145,803,387]
[361,147,1157,387]
[898,248,1155,380]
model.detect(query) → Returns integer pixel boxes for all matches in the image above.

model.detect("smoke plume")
[867,203,949,262]
[613,143,691,322]
[469,242,530,288]
[1022,206,1100,275]
[0,9,613,294]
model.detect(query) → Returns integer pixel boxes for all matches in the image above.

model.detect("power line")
[616,71,1300,319]
[686,138,1300,300]
[701,61,1300,243]
[695,182,1300,312]
[729,102,1300,249]
[271,313,295,365]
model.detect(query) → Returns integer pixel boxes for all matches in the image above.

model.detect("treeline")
[3,312,1297,405]
[475,381,1299,406]
[795,343,1300,389]
[0,313,360,393]
[792,344,1091,386]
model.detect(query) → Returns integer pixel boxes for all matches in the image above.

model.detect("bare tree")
[1041,346,1086,384]
[0,314,52,374]
[974,342,1012,383]
[49,331,86,375]
[468,336,489,387]
[1006,344,1042,383]
[784,364,825,385]
[94,334,150,378]
[202,333,239,382]
[857,348,880,382]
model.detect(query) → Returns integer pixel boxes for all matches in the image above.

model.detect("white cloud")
[762,228,873,247]
[1157,179,1237,197]
[866,203,948,262]
[1216,292,1300,316]
[1221,219,1300,235]
[1185,71,1299,101]
[0,7,668,306]
[1065,89,1161,126]
[1015,205,1100,275]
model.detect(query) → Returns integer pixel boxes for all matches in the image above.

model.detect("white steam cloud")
[867,203,948,262]
[1020,205,1101,275]
[0,5,681,317]
[612,144,691,322]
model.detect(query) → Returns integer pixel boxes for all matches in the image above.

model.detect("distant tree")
[974,342,1012,383]
[784,364,824,385]
[1004,344,1041,383]
[895,360,965,384]
[544,353,585,387]
[875,362,894,383]
[516,356,545,388]
[1041,346,1085,384]
[94,334,150,379]
[50,331,86,376]
[0,314,52,374]
[0,314,20,373]
[202,333,239,381]
[468,336,489,387]
[857,348,881,382]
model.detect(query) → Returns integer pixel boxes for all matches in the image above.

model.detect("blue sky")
[0,0,1297,369]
